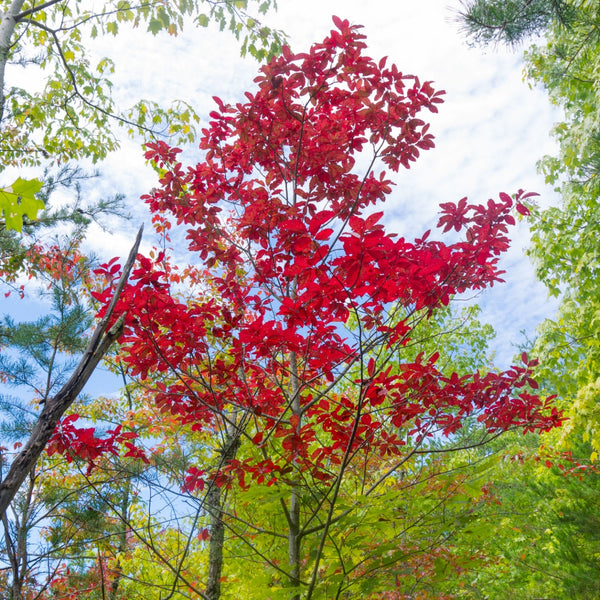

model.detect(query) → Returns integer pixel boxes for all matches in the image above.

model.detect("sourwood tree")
[86,18,562,599]
[40,304,508,600]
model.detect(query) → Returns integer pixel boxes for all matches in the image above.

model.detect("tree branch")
[24,18,162,138]
[0,225,143,518]
[14,0,64,22]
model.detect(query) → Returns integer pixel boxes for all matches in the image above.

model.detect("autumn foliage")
[81,16,562,597]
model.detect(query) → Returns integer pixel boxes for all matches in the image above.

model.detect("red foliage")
[90,19,561,483]
[47,414,148,471]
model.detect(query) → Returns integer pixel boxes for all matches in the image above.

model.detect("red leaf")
[367,357,376,377]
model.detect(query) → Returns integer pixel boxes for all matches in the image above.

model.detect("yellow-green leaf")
[0,178,45,231]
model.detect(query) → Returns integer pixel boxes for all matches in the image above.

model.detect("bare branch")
[0,225,143,518]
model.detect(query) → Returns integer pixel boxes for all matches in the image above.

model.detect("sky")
[4,0,562,372]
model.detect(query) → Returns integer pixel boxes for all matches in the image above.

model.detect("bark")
[108,385,134,600]
[0,225,143,518]
[0,0,26,124]
[205,427,241,600]
[1,465,36,600]
[287,351,302,599]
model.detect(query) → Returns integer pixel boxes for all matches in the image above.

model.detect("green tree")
[457,0,574,46]
[451,4,600,597]
[0,0,285,169]
[442,433,600,599]
[522,1,600,457]
[0,175,140,521]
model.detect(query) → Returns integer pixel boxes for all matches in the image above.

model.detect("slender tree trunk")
[205,427,240,600]
[0,0,27,124]
[1,465,36,600]
[108,471,131,600]
[1,508,19,600]
[287,351,302,600]
[288,487,301,591]
[107,375,135,600]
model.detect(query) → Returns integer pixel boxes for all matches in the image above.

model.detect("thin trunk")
[1,466,35,600]
[288,487,301,589]
[14,469,34,600]
[1,509,19,600]
[0,0,26,124]
[287,350,302,599]
[108,377,134,600]
[108,471,131,600]
[205,427,240,600]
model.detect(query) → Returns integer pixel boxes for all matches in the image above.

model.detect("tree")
[88,18,562,599]
[0,0,285,170]
[523,0,600,457]
[436,434,600,599]
[456,0,574,46]
[459,0,600,476]
[0,213,135,598]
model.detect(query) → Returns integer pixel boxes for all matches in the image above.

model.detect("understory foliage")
[73,17,563,600]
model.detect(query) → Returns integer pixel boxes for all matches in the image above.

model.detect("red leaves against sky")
[78,17,561,482]
[47,414,148,472]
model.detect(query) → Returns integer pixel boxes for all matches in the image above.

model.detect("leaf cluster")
[0,0,286,169]
[457,0,575,47]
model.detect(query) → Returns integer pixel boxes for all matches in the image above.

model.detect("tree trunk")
[0,0,27,124]
[204,427,240,600]
[287,351,302,600]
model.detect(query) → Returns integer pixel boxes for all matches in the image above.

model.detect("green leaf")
[148,18,163,34]
[0,178,44,231]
